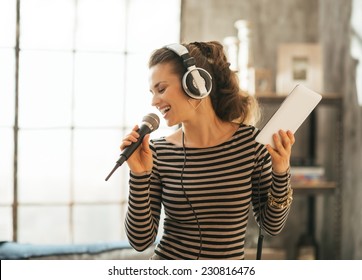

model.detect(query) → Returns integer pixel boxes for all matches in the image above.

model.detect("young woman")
[121,41,295,260]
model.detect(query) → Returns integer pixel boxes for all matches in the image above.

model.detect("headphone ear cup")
[183,68,212,99]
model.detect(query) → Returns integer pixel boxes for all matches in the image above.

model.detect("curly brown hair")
[148,41,260,125]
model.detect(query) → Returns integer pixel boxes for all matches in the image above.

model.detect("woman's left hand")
[266,130,295,173]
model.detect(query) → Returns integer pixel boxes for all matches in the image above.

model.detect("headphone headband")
[165,43,189,56]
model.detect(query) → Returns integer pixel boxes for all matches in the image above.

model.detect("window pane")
[127,0,181,53]
[0,207,13,241]
[73,52,125,127]
[73,204,121,243]
[18,206,70,244]
[20,0,75,50]
[76,0,126,51]
[0,0,16,47]
[0,128,14,204]
[0,49,15,127]
[18,130,71,203]
[73,129,127,202]
[11,0,181,245]
[124,53,154,126]
[18,51,73,128]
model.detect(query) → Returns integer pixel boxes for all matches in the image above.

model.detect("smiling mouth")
[159,106,171,115]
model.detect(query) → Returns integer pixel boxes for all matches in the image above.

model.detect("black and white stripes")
[125,124,291,260]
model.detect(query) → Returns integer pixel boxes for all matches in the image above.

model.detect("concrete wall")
[181,0,362,259]
[319,0,362,260]
[181,0,319,92]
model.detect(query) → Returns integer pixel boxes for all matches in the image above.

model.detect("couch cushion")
[0,241,154,260]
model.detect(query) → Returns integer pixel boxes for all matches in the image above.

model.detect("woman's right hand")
[120,125,153,174]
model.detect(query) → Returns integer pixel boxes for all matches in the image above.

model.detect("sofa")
[0,241,155,260]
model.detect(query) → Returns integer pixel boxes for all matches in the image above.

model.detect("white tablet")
[255,84,322,148]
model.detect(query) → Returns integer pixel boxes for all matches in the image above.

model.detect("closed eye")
[150,81,167,95]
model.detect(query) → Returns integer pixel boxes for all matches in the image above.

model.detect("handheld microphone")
[105,113,160,181]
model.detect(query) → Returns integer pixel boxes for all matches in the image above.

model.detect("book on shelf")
[290,166,325,186]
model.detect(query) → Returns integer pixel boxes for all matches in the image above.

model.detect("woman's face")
[149,62,191,127]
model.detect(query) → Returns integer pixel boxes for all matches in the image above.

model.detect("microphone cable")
[181,131,203,260]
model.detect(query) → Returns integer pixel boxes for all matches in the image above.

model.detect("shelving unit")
[292,181,336,195]
[256,93,343,259]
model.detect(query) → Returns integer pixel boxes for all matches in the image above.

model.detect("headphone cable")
[181,131,203,260]
[256,155,267,260]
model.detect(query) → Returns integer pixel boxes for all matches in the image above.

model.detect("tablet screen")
[255,84,322,148]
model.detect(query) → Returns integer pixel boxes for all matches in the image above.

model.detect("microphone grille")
[142,113,160,132]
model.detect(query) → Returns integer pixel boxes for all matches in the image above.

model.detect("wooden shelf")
[292,181,337,195]
[255,93,342,106]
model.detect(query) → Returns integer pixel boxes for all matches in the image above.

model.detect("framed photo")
[254,68,273,96]
[276,43,323,95]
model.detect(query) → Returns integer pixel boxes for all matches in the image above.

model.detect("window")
[0,0,180,244]
[350,0,362,106]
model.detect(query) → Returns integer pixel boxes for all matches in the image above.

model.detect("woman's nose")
[151,94,160,107]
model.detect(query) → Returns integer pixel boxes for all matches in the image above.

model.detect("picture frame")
[254,68,273,96]
[276,43,323,95]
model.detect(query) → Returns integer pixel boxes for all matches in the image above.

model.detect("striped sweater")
[125,124,291,260]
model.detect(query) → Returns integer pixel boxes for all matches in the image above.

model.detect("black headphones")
[165,43,212,99]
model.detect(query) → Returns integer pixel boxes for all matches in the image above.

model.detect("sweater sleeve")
[251,142,292,236]
[125,140,163,251]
